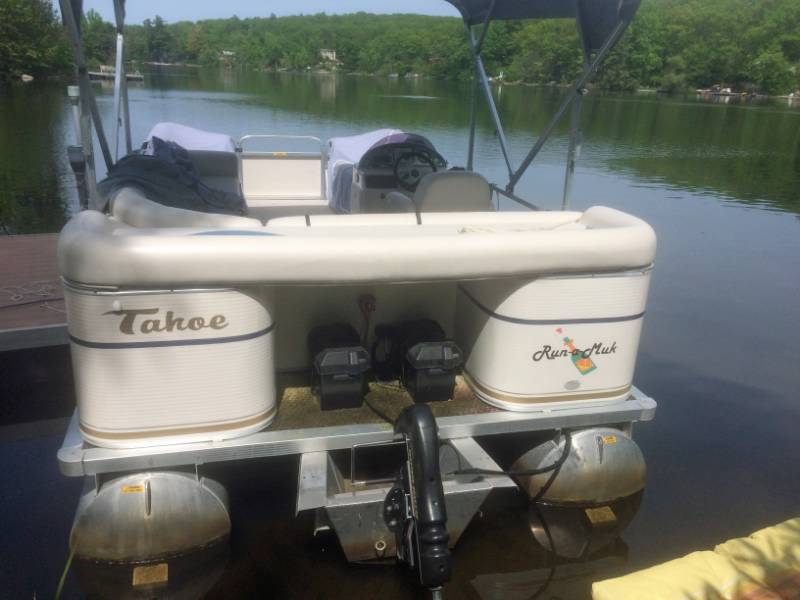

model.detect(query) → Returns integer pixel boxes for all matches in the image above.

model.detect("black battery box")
[308,324,370,410]
[395,319,463,403]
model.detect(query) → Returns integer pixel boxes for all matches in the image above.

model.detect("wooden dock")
[0,234,67,352]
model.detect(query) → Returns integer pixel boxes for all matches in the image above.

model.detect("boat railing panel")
[238,135,327,204]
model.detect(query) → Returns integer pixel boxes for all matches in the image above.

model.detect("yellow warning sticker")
[585,505,617,526]
[271,151,288,157]
[121,484,145,494]
[602,434,617,445]
[132,563,168,586]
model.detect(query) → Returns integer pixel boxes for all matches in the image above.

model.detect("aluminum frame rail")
[60,0,133,206]
[60,0,114,175]
[561,2,593,209]
[59,0,107,208]
[58,387,656,477]
[464,0,515,180]
[112,0,133,159]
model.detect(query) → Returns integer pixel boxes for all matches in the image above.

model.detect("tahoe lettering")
[104,308,229,334]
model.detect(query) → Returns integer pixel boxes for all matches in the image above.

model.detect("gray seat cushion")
[414,171,493,212]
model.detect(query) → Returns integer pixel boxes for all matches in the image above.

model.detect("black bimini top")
[445,0,641,50]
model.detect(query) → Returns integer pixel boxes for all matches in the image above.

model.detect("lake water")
[1,70,799,599]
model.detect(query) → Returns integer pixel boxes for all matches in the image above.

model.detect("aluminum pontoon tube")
[512,427,647,558]
[70,470,230,596]
[512,428,646,505]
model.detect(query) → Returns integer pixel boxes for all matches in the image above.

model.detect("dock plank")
[0,234,66,350]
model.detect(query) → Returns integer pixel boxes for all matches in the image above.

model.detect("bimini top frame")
[448,0,641,207]
[58,0,640,210]
[60,0,132,210]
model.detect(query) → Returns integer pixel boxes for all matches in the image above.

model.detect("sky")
[81,1,460,24]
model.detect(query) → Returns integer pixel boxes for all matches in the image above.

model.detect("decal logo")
[104,308,229,335]
[531,327,617,375]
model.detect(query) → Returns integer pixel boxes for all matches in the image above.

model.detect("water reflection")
[55,450,635,600]
[73,542,228,600]
[12,68,796,224]
[192,461,633,600]
[114,70,800,216]
[0,83,77,234]
[1,70,799,599]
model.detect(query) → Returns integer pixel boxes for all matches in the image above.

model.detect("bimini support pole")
[464,1,515,180]
[60,0,114,209]
[60,1,101,208]
[466,68,477,171]
[562,3,593,209]
[111,0,131,159]
[507,18,632,193]
[561,88,585,209]
[66,85,90,209]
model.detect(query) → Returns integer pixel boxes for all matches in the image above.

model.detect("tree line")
[2,0,800,95]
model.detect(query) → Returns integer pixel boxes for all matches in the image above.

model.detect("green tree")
[52,0,800,95]
[82,8,115,67]
[143,15,173,63]
[747,49,794,95]
[0,0,70,79]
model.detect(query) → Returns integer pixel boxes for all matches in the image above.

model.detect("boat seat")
[110,186,262,229]
[414,171,493,213]
[60,206,656,286]
[187,150,241,197]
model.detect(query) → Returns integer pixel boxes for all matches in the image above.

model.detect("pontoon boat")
[56,0,654,597]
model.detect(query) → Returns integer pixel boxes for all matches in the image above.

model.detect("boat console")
[347,132,449,212]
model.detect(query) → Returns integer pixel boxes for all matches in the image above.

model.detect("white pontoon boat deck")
[58,377,656,477]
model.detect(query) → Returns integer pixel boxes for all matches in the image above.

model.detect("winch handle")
[394,404,451,589]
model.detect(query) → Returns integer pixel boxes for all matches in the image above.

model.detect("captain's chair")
[413,171,493,212]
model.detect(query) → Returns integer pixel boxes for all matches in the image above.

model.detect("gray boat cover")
[326,128,401,213]
[143,122,236,153]
[360,132,445,168]
[446,0,641,49]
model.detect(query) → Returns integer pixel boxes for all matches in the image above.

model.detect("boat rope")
[0,296,65,310]
[0,280,64,310]
[528,503,559,600]
[53,547,75,600]
[1,280,60,301]
[451,430,572,478]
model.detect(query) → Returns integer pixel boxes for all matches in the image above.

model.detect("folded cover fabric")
[592,518,800,600]
[98,137,247,216]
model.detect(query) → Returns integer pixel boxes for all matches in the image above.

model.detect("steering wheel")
[393,151,438,193]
